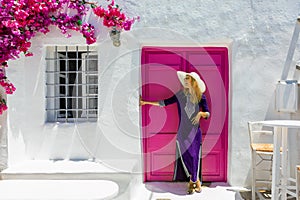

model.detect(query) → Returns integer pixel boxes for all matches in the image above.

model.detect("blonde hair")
[184,75,202,104]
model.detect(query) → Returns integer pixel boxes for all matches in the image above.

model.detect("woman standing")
[140,71,210,194]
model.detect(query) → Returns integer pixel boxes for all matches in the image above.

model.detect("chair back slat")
[248,121,273,151]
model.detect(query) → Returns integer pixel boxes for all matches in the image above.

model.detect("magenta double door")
[141,46,229,182]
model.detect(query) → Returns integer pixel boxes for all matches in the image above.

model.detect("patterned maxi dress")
[159,90,210,182]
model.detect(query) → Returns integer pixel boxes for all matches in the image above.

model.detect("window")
[45,46,98,122]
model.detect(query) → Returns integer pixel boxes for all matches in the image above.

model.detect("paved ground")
[0,179,251,200]
[0,160,253,199]
[147,182,249,200]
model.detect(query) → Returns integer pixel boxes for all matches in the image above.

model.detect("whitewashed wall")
[3,0,300,187]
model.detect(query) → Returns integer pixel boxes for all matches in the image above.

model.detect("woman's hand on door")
[140,95,146,106]
[139,95,160,106]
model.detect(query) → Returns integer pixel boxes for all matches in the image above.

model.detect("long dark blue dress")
[159,90,210,182]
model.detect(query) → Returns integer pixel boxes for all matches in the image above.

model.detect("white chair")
[248,121,274,200]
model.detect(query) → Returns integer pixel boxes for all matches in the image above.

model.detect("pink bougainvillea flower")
[19,42,31,52]
[25,52,33,57]
[93,6,106,17]
[123,20,133,31]
[86,36,97,45]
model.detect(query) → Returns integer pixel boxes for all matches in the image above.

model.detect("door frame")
[139,43,232,182]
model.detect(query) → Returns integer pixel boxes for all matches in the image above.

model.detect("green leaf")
[77,20,82,25]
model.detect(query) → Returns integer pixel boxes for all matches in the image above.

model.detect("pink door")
[141,47,229,182]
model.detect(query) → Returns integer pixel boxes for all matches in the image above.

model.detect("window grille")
[45,46,98,122]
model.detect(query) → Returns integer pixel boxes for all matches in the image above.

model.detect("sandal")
[187,181,195,195]
[194,180,202,193]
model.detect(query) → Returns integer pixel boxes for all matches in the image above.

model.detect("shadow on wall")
[264,91,279,120]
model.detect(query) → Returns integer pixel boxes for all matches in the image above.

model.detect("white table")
[260,120,300,200]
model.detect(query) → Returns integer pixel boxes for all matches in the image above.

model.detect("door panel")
[146,131,177,181]
[141,47,229,182]
[202,152,221,175]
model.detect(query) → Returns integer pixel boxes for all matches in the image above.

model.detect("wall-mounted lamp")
[109,27,121,47]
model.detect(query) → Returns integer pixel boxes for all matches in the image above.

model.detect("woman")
[140,71,210,195]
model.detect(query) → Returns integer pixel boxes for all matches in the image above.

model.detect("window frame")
[45,45,99,123]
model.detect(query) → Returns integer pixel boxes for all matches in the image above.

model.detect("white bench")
[0,159,141,200]
[0,180,118,199]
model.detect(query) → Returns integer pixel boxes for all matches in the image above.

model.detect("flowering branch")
[0,66,15,114]
[0,98,7,115]
[93,0,139,31]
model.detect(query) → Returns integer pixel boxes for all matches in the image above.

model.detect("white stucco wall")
[3,0,300,187]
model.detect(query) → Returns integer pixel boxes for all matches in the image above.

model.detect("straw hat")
[177,71,206,93]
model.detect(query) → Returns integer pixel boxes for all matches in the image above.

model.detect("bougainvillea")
[0,0,138,114]
[0,67,15,114]
[93,0,139,31]
[0,99,8,115]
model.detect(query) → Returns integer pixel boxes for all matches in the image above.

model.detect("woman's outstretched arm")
[139,96,160,106]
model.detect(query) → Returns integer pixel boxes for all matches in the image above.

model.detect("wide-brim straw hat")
[177,71,206,93]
